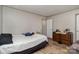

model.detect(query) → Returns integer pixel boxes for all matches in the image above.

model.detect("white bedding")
[0,34,48,54]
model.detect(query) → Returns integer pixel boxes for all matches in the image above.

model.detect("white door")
[76,15,79,41]
[47,19,53,38]
[0,6,2,34]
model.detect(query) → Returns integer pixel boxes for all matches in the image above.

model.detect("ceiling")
[7,5,79,17]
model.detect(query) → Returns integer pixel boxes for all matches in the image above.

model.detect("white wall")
[2,6,45,35]
[42,19,47,35]
[49,9,79,42]
[0,6,2,34]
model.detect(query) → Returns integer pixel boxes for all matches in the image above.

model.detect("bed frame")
[11,41,48,54]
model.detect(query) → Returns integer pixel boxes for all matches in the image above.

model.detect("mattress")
[0,34,48,54]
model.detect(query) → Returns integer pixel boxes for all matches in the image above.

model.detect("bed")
[0,34,48,54]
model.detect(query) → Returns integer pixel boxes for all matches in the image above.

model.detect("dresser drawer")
[53,34,61,41]
[53,37,60,41]
[62,38,70,41]
[61,35,69,38]
[61,40,70,45]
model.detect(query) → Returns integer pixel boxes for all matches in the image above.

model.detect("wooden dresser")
[53,32,73,46]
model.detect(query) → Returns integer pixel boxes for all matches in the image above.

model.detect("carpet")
[34,39,69,54]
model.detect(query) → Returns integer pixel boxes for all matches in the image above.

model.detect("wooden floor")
[34,39,69,54]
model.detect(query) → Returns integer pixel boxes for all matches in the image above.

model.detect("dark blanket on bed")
[0,33,13,45]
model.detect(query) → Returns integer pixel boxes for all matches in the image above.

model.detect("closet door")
[76,15,79,41]
[0,6,2,34]
[47,19,53,38]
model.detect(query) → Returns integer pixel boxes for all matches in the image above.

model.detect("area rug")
[34,39,69,54]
